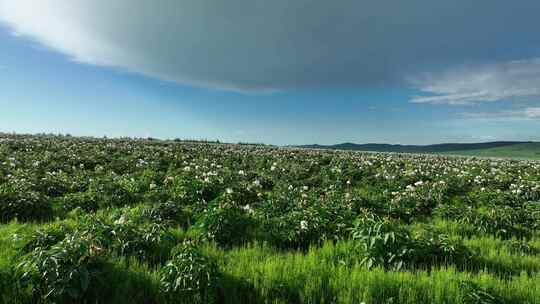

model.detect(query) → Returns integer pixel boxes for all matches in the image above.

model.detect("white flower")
[242,204,254,214]
[414,181,423,187]
[226,188,234,194]
[114,215,126,225]
[300,220,308,230]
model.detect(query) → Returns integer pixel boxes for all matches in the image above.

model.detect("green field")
[1,134,540,303]
[441,143,540,159]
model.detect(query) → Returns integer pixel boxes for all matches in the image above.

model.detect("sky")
[1,1,540,145]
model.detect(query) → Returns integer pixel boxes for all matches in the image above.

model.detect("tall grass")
[2,220,540,303]
[206,242,540,304]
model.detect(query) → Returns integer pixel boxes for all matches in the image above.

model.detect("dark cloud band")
[1,0,540,92]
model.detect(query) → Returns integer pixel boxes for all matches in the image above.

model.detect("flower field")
[1,133,540,303]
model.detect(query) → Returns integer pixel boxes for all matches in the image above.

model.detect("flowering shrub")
[198,197,255,247]
[388,180,447,221]
[87,174,140,208]
[257,191,355,248]
[143,200,191,227]
[159,241,219,303]
[0,184,52,222]
[72,213,176,263]
[60,191,99,213]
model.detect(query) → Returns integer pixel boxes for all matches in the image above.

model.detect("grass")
[440,142,540,159]
[208,242,540,304]
[2,219,539,304]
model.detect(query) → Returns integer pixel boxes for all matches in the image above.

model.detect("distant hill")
[439,142,540,159]
[296,141,538,156]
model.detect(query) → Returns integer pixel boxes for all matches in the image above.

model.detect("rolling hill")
[439,142,540,159]
[297,141,540,159]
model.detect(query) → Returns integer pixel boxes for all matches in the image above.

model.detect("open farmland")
[1,134,540,303]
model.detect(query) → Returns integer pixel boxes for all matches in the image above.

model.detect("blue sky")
[1,1,540,145]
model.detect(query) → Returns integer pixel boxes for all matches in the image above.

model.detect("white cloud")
[410,59,540,105]
[461,107,540,120]
[1,0,540,92]
[524,107,540,119]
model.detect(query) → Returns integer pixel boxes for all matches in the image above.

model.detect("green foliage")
[18,233,105,302]
[412,229,473,266]
[159,241,219,303]
[350,213,414,270]
[22,223,70,253]
[88,174,140,208]
[59,191,98,214]
[350,213,473,270]
[143,200,191,227]
[198,198,254,247]
[72,213,176,264]
[461,207,532,239]
[256,191,355,249]
[460,280,503,304]
[0,184,52,222]
[2,134,540,303]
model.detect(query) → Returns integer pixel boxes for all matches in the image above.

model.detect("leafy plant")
[159,241,219,303]
[18,233,105,302]
[22,224,70,253]
[60,191,99,213]
[0,184,52,222]
[460,280,502,304]
[143,200,191,227]
[412,229,473,266]
[198,197,255,247]
[350,213,414,270]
